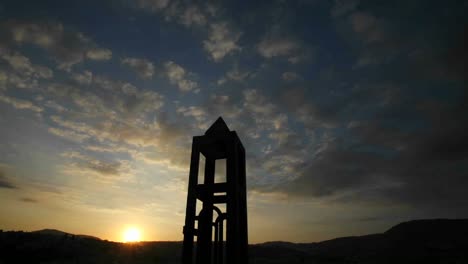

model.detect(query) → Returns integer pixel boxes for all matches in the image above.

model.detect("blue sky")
[0,0,467,242]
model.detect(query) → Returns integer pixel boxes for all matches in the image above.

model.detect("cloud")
[86,160,121,176]
[0,51,53,79]
[179,5,207,26]
[331,0,359,18]
[134,0,217,30]
[258,85,468,213]
[132,1,234,62]
[204,94,242,120]
[239,89,298,155]
[0,170,16,189]
[48,127,91,142]
[61,151,127,179]
[176,105,207,122]
[71,70,93,85]
[20,197,38,203]
[282,72,300,81]
[280,87,341,129]
[135,0,171,12]
[226,66,250,81]
[349,12,385,43]
[353,51,379,68]
[0,71,39,90]
[203,22,241,62]
[164,61,198,92]
[66,75,165,116]
[243,89,276,116]
[170,93,243,137]
[121,57,155,79]
[1,20,112,70]
[86,48,112,60]
[258,37,299,58]
[43,82,185,174]
[0,94,43,112]
[41,74,177,165]
[217,65,250,85]
[406,28,468,83]
[257,28,307,63]
[0,71,7,91]
[50,114,158,148]
[43,100,67,113]
[279,142,390,198]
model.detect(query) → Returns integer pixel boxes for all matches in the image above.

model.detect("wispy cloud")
[331,0,360,18]
[217,64,251,85]
[281,72,300,81]
[349,12,386,43]
[60,151,130,180]
[179,5,207,27]
[0,51,53,79]
[0,94,43,112]
[135,0,170,11]
[203,23,241,62]
[48,127,91,143]
[1,20,112,70]
[71,70,93,85]
[164,61,198,92]
[257,28,307,63]
[121,57,155,79]
[86,48,112,61]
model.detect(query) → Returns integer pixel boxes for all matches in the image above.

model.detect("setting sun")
[123,227,142,243]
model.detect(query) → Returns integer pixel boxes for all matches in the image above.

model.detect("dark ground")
[1,219,467,264]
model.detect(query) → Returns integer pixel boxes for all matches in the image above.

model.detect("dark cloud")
[267,91,468,212]
[277,141,389,198]
[121,57,155,79]
[20,197,38,203]
[404,27,468,84]
[85,160,121,176]
[0,170,16,189]
[440,28,468,82]
[61,152,125,177]
[246,0,467,214]
[0,20,111,70]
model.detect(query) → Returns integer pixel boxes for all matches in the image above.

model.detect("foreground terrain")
[1,219,467,263]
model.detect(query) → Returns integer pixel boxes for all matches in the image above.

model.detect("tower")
[182,117,248,264]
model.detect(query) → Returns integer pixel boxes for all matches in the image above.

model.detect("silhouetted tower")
[182,117,248,264]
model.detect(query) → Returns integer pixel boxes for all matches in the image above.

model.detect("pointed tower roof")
[205,117,230,135]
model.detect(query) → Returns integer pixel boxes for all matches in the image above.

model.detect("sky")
[0,0,467,243]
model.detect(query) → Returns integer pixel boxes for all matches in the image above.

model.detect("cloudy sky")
[0,0,467,243]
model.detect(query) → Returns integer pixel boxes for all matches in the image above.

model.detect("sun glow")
[123,227,142,242]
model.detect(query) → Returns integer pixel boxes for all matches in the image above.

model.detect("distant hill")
[32,228,101,240]
[251,219,468,263]
[1,219,467,263]
[32,228,69,236]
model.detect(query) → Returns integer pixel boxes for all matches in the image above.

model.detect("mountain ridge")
[1,218,467,263]
[22,218,467,244]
